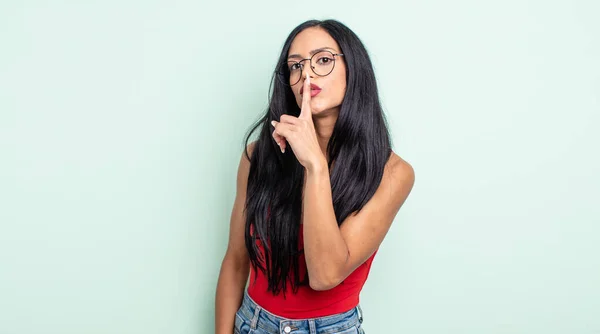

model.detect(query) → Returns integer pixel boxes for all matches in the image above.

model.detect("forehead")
[288,27,340,57]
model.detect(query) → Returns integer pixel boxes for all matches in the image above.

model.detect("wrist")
[306,156,328,174]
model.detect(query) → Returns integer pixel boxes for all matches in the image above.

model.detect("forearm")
[302,160,350,290]
[214,256,249,334]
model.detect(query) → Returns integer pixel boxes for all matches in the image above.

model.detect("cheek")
[329,79,346,104]
[332,70,347,100]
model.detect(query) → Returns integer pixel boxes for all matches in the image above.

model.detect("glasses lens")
[277,61,302,86]
[287,61,303,86]
[276,63,289,86]
[311,51,336,76]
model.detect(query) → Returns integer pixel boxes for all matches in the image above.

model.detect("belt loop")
[308,319,317,334]
[356,304,364,323]
[251,304,261,329]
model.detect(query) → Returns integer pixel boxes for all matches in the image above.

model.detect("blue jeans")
[234,290,365,334]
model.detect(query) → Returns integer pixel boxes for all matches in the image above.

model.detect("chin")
[309,101,328,112]
[309,106,324,114]
[314,104,337,114]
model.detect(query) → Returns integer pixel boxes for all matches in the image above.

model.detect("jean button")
[284,325,292,333]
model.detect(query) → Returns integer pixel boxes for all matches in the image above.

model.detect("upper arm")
[337,154,415,280]
[223,141,257,266]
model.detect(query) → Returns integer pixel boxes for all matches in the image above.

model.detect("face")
[286,27,347,115]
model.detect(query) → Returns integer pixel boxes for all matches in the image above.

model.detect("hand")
[271,72,325,169]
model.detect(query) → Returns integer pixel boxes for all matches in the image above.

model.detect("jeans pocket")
[234,311,251,334]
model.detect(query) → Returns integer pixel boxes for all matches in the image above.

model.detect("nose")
[298,68,314,90]
[300,59,317,79]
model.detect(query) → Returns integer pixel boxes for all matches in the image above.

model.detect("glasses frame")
[276,51,345,86]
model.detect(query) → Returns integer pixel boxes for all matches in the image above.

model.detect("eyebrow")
[287,47,337,60]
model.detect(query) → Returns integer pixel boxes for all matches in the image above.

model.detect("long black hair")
[242,19,392,296]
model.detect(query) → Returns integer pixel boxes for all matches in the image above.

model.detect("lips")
[300,83,322,95]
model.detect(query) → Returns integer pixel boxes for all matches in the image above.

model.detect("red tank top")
[247,217,378,319]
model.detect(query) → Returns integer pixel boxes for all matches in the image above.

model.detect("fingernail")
[282,147,285,153]
[271,120,276,126]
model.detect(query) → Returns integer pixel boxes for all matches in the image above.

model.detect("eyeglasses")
[276,50,344,86]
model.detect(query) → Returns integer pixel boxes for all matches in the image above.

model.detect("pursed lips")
[300,83,322,95]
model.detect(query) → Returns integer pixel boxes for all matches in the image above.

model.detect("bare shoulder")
[386,151,415,185]
[243,140,258,163]
[380,151,415,205]
[238,140,258,174]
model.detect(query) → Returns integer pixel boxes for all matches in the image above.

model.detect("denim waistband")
[236,289,364,334]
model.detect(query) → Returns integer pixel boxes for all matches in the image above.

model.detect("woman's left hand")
[271,72,325,170]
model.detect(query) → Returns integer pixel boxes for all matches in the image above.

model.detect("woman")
[215,19,415,334]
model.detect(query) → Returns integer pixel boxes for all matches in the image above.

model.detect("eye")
[316,56,332,65]
[289,63,302,71]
